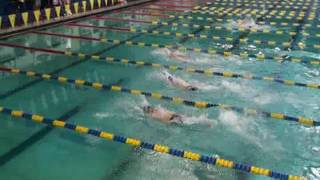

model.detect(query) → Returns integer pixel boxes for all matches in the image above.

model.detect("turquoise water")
[0,1,320,180]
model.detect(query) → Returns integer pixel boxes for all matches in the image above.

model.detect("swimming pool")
[0,0,319,179]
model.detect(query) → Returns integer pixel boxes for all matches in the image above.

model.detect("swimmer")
[163,71,198,91]
[236,16,256,29]
[230,16,268,30]
[161,48,191,62]
[142,105,184,124]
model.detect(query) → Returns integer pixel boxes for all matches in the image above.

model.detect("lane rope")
[114,11,170,17]
[163,14,318,29]
[0,106,306,180]
[116,4,319,36]
[0,66,318,127]
[1,41,318,90]
[147,20,318,37]
[63,51,320,90]
[139,7,189,13]
[201,1,316,10]
[91,17,295,49]
[28,31,320,66]
[3,39,320,90]
[191,6,317,21]
[118,8,319,35]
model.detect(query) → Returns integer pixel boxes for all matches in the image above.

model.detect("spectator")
[53,0,72,15]
[17,0,35,12]
[63,0,72,16]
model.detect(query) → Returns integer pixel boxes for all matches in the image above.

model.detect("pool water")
[0,0,320,179]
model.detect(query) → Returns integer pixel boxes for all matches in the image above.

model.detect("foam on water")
[309,167,320,180]
[304,69,320,78]
[220,79,282,106]
[95,112,112,119]
[181,114,215,127]
[217,110,284,152]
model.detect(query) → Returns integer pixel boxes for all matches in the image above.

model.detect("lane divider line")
[94,16,151,23]
[0,106,306,180]
[163,14,317,29]
[28,31,320,66]
[118,7,318,34]
[66,23,131,31]
[201,1,316,10]
[2,39,320,90]
[0,41,317,90]
[114,11,170,17]
[89,17,294,48]
[63,51,320,90]
[0,66,318,127]
[191,6,317,21]
[139,7,189,13]
[147,20,308,36]
[145,3,194,8]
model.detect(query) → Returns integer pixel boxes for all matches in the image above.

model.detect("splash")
[191,79,220,91]
[181,113,215,127]
[218,110,264,148]
[310,167,320,179]
[218,110,285,155]
[220,80,277,105]
[118,96,147,121]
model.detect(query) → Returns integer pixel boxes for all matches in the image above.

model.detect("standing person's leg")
[17,0,25,12]
[64,0,72,15]
[53,0,63,7]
